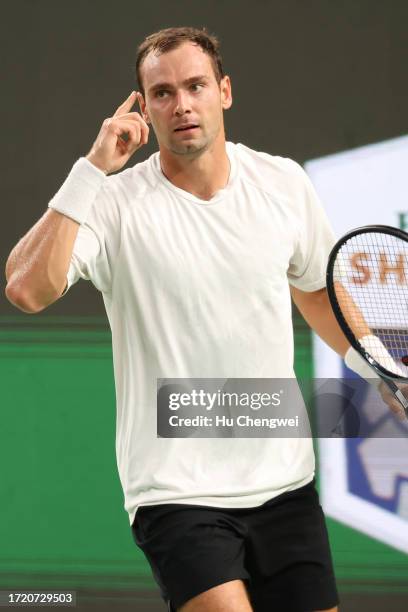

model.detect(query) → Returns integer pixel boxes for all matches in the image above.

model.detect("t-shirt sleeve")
[62,184,120,296]
[286,161,336,292]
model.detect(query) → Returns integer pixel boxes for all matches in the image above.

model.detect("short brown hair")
[135,26,225,96]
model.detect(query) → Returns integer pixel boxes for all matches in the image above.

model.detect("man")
[5,26,403,612]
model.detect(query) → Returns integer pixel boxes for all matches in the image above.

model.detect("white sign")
[305,134,408,553]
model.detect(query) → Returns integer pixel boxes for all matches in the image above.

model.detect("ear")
[137,92,150,124]
[220,76,232,110]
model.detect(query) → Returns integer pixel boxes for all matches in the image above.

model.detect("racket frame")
[326,224,408,414]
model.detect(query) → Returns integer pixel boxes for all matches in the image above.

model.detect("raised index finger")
[113,91,137,117]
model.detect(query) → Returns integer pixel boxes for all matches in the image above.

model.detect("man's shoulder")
[231,142,307,192]
[104,152,159,200]
[231,143,304,178]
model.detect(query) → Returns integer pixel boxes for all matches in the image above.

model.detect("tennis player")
[5,26,403,612]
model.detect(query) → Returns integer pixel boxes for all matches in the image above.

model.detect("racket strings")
[333,231,408,376]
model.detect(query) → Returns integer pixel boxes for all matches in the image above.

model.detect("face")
[138,42,232,156]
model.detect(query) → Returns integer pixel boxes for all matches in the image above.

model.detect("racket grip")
[386,380,408,416]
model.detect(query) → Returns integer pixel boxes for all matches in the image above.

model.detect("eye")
[155,89,169,98]
[190,83,204,92]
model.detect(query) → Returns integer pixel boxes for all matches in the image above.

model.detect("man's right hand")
[86,91,149,175]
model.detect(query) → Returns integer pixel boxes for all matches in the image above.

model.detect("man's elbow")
[5,282,53,314]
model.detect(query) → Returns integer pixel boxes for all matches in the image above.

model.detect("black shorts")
[131,479,339,612]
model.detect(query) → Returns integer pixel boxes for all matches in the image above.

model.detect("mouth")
[174,124,200,133]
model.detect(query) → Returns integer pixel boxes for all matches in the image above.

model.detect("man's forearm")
[5,210,80,313]
[290,286,350,357]
[5,157,107,313]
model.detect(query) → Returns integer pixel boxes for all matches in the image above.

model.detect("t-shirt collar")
[152,142,237,205]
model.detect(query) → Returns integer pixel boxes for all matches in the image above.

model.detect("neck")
[159,134,230,201]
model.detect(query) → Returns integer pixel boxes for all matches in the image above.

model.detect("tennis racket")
[326,224,408,417]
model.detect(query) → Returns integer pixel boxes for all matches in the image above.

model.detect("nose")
[174,90,191,116]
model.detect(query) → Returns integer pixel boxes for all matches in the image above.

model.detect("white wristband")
[48,157,107,225]
[344,344,381,388]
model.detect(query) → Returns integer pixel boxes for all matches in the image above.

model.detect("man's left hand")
[378,380,408,421]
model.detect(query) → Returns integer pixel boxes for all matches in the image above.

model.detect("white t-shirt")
[58,142,335,525]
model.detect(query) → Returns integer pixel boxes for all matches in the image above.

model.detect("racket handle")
[384,378,408,417]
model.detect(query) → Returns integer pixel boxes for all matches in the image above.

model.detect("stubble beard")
[168,136,210,157]
[167,120,221,157]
